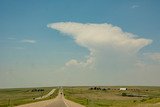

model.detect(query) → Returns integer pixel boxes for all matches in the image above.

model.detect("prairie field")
[0,87,58,107]
[63,86,160,107]
[1,86,160,107]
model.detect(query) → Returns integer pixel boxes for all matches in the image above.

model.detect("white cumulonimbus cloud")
[47,22,152,72]
[47,22,151,53]
[47,23,160,88]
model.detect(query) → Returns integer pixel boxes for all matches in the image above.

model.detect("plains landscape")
[0,0,160,107]
[0,86,160,107]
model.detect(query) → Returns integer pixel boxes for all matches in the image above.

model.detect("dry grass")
[0,87,58,107]
[64,86,160,107]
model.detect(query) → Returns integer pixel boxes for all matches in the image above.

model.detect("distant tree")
[102,88,106,91]
[98,87,101,90]
[31,89,37,92]
[89,88,93,90]
[140,99,146,102]
[94,87,97,90]
[122,93,127,96]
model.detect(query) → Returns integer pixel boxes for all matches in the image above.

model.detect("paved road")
[35,89,56,100]
[45,89,67,107]
[45,89,85,107]
[16,89,85,107]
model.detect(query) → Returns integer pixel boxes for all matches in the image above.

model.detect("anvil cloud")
[47,22,160,85]
[48,22,152,69]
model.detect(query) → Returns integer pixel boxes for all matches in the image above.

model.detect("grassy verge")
[0,87,58,107]
[63,86,160,107]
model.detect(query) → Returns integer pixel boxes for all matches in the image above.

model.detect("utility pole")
[8,99,11,107]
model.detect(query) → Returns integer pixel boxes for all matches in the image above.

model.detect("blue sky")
[0,0,160,88]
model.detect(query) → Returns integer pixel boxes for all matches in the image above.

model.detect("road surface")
[16,89,85,107]
[45,89,68,107]
[35,89,56,100]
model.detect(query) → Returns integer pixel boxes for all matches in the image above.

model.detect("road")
[35,89,56,100]
[45,89,68,107]
[16,89,85,107]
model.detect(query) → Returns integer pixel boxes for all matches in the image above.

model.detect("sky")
[0,0,160,88]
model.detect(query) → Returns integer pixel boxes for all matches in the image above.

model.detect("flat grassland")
[0,87,58,107]
[64,86,160,107]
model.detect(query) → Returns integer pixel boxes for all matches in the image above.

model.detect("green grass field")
[1,86,160,107]
[63,86,160,107]
[0,87,58,107]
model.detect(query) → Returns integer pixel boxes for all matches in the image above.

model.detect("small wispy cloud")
[7,37,16,40]
[131,5,139,9]
[14,47,25,50]
[21,39,36,44]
